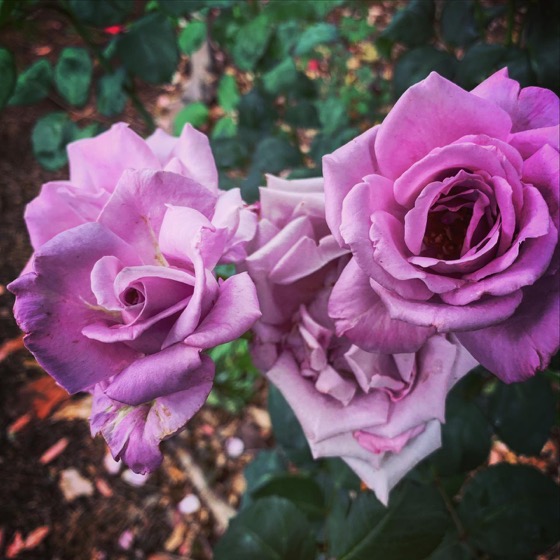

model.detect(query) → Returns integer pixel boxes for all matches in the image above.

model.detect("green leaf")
[262,57,297,94]
[268,384,313,466]
[427,532,475,560]
[393,46,457,98]
[456,43,507,90]
[432,375,492,476]
[316,97,349,135]
[217,74,240,112]
[173,102,209,133]
[244,450,288,496]
[31,112,75,170]
[54,47,92,107]
[322,457,361,492]
[378,0,434,53]
[96,68,127,117]
[329,483,451,559]
[211,116,237,139]
[440,0,479,48]
[67,0,132,27]
[458,464,560,559]
[232,14,272,71]
[285,100,320,129]
[214,497,316,560]
[252,474,326,520]
[485,375,555,456]
[8,58,52,105]
[116,13,179,84]
[252,136,301,175]
[294,23,338,56]
[340,16,372,43]
[0,46,16,109]
[178,21,206,55]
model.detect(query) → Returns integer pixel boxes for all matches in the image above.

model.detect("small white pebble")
[178,493,201,515]
[59,468,94,501]
[225,436,245,458]
[121,469,149,487]
[103,452,121,475]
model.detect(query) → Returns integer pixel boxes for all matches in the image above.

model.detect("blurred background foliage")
[1,1,559,558]
[1,0,558,202]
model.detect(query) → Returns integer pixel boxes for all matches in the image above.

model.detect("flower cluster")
[9,69,559,502]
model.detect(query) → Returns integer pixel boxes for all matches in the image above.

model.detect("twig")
[173,446,236,535]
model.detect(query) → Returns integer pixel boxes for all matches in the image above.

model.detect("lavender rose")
[9,168,261,472]
[246,176,477,504]
[25,122,228,250]
[324,69,559,382]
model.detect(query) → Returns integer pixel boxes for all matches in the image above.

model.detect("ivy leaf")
[54,47,92,107]
[232,14,272,71]
[96,68,127,117]
[294,23,338,56]
[217,74,240,112]
[178,21,206,55]
[9,58,52,105]
[31,112,75,170]
[173,102,209,134]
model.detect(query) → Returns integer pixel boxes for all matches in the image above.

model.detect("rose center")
[423,206,472,260]
[123,287,144,306]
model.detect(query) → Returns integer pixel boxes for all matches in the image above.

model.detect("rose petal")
[323,125,380,245]
[104,343,206,405]
[8,223,141,393]
[457,274,560,383]
[329,259,435,353]
[184,272,261,349]
[376,72,512,180]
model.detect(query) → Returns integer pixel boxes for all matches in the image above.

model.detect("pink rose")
[9,168,261,472]
[324,69,559,382]
[246,176,477,504]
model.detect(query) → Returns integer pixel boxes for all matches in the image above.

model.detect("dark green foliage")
[9,58,52,105]
[67,0,132,27]
[116,13,179,84]
[54,47,92,107]
[96,68,127,117]
[485,374,556,456]
[458,464,560,559]
[214,497,316,560]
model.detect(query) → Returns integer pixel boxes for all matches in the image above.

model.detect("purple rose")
[9,168,261,472]
[246,176,478,504]
[324,69,559,382]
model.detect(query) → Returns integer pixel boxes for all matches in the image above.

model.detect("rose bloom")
[9,132,261,472]
[324,69,559,382]
[246,176,477,504]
